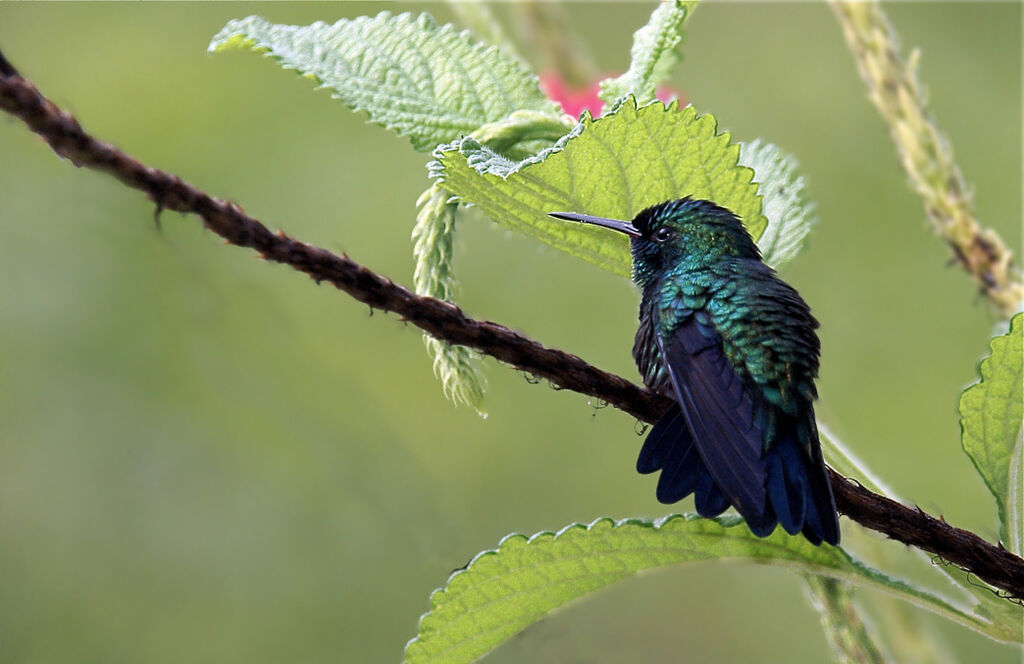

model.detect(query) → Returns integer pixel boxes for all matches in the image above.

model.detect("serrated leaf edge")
[404,513,1003,663]
[959,314,1024,554]
[433,97,768,242]
[209,12,558,151]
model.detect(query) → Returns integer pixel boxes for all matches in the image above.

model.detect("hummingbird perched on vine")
[549,198,840,545]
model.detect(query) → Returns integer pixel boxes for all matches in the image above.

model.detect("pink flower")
[540,72,685,119]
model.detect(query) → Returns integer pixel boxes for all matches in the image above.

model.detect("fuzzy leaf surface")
[738,139,815,270]
[404,515,1009,664]
[434,99,767,278]
[209,13,560,151]
[413,185,486,413]
[959,313,1023,554]
[599,0,696,109]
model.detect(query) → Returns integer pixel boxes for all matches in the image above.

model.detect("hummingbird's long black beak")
[548,211,642,237]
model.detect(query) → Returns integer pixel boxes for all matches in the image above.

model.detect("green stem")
[413,184,487,413]
[830,0,1023,318]
[469,109,575,158]
[805,575,890,664]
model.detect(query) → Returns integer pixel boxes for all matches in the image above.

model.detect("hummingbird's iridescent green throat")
[549,198,840,546]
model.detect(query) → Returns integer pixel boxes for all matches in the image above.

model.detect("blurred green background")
[0,2,1020,662]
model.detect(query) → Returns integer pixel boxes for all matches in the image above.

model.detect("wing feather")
[655,317,768,523]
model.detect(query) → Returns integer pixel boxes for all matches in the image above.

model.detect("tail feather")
[637,404,687,474]
[765,433,808,535]
[657,445,702,504]
[800,501,825,546]
[639,406,839,546]
[745,503,779,538]
[695,463,731,517]
[762,424,839,545]
[646,406,703,504]
[800,442,841,545]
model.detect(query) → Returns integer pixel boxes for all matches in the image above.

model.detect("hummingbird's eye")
[653,227,674,243]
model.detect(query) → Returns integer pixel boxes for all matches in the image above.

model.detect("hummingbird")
[549,198,840,545]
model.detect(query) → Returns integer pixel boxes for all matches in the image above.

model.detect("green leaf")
[434,99,767,278]
[738,139,816,269]
[959,313,1024,554]
[405,515,1006,664]
[598,1,697,111]
[209,13,560,151]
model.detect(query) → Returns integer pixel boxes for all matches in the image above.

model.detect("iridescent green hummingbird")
[550,198,839,545]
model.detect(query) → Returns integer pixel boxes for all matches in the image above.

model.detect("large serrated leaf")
[404,515,1005,664]
[209,13,560,151]
[959,313,1023,554]
[434,99,767,278]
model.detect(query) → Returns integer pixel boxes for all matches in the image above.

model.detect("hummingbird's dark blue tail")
[762,424,840,545]
[638,404,839,546]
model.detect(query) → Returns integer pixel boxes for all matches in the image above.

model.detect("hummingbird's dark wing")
[637,304,839,545]
[652,316,772,531]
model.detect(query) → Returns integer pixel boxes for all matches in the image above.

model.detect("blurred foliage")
[0,2,1020,663]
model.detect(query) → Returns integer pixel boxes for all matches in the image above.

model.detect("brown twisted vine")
[1,51,1021,601]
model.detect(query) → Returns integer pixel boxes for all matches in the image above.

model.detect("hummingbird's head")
[549,197,760,286]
